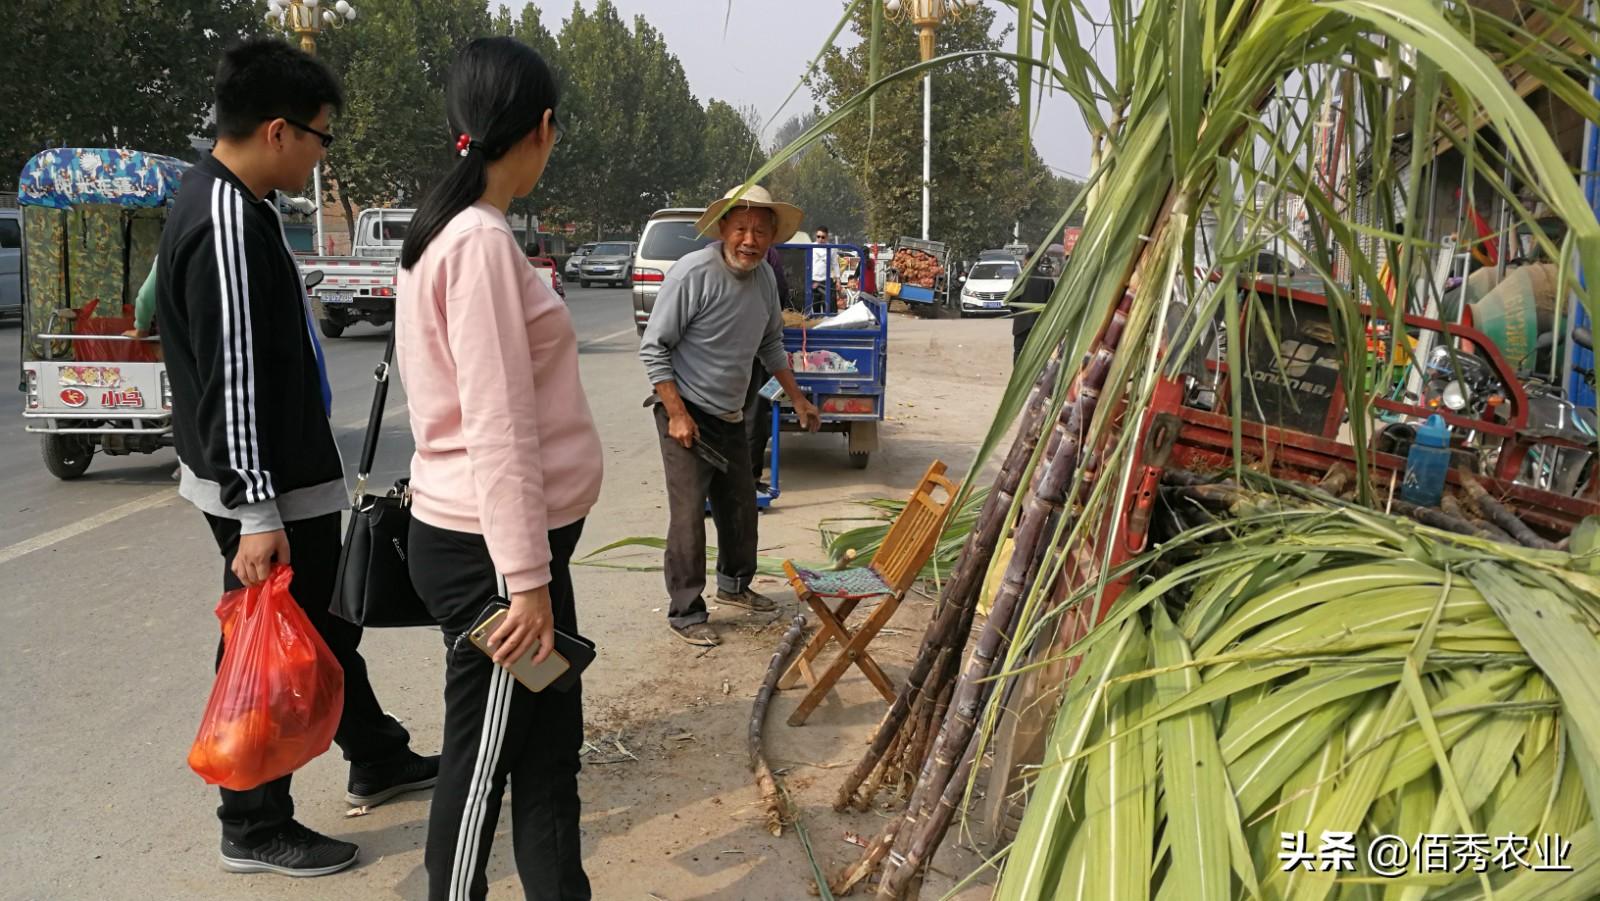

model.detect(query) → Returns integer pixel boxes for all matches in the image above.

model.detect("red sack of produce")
[188,565,345,790]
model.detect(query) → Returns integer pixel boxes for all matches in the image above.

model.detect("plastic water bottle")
[1401,414,1451,507]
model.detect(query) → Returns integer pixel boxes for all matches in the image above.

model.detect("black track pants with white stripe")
[409,517,590,901]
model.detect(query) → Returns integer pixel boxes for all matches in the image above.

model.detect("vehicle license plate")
[322,291,354,304]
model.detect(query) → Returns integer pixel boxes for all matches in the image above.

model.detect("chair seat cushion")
[793,566,893,599]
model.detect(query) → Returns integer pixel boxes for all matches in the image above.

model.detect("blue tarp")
[18,148,189,209]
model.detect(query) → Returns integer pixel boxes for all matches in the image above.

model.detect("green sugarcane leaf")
[1471,563,1600,829]
[1195,564,1445,659]
[994,619,1144,899]
[1152,606,1235,901]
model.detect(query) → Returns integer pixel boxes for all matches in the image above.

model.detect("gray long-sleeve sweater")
[639,243,788,417]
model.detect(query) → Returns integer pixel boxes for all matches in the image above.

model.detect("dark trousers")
[744,360,771,483]
[204,512,412,846]
[409,518,590,901]
[653,401,757,628]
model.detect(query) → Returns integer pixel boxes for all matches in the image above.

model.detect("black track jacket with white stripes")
[156,154,343,529]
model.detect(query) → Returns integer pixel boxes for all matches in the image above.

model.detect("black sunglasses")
[283,118,335,149]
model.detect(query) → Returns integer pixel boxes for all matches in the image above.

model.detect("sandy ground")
[0,294,1013,901]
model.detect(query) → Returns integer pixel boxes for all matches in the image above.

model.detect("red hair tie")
[455,133,472,157]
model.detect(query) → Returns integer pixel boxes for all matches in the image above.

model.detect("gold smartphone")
[466,604,572,692]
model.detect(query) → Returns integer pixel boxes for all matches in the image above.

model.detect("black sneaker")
[219,821,358,877]
[346,751,440,807]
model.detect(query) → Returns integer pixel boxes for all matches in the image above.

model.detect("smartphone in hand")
[465,599,595,693]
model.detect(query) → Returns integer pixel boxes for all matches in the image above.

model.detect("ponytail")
[398,36,560,270]
[401,149,488,269]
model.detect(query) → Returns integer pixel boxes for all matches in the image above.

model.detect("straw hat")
[694,184,805,239]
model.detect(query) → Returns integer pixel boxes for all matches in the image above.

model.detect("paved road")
[0,285,642,900]
[0,286,639,550]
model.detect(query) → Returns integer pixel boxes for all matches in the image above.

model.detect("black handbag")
[331,331,434,627]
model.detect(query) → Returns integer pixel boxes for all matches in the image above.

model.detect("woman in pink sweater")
[395,37,601,901]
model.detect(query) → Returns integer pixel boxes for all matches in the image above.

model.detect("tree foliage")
[680,100,768,208]
[0,0,259,188]
[764,113,867,241]
[817,4,1054,256]
[315,0,489,239]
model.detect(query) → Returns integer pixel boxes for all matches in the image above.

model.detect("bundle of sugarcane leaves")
[989,497,1600,901]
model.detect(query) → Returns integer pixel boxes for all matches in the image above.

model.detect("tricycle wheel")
[319,313,347,339]
[42,434,94,480]
[850,451,870,470]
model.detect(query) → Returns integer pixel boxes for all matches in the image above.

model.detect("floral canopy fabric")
[19,148,189,210]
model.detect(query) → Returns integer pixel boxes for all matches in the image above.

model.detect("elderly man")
[639,185,821,647]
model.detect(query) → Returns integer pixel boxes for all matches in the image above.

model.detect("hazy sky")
[534,0,1095,178]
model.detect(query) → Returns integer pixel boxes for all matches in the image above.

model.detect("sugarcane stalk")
[858,728,904,812]
[1171,475,1516,544]
[877,336,1117,897]
[1460,474,1558,549]
[1389,499,1506,541]
[751,615,807,836]
[832,822,898,896]
[835,358,1062,812]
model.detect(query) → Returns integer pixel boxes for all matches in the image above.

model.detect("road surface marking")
[581,327,638,349]
[0,490,177,566]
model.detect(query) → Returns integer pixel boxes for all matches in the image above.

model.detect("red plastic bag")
[188,565,345,790]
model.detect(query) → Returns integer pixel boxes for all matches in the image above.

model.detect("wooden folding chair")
[778,460,958,726]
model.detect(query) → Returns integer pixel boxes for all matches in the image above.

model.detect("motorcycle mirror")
[303,269,325,290]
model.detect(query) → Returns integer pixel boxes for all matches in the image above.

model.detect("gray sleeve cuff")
[235,500,285,535]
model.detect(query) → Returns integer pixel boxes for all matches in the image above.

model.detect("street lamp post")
[264,0,357,254]
[885,0,979,241]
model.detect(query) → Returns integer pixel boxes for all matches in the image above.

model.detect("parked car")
[564,242,596,280]
[578,241,636,288]
[631,209,714,333]
[0,208,20,322]
[959,258,1021,316]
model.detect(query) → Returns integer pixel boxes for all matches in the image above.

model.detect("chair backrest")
[871,460,959,594]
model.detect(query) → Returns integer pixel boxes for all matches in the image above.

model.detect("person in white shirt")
[810,225,834,310]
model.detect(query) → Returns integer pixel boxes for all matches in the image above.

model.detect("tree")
[495,3,569,234]
[623,17,705,226]
[681,100,768,206]
[816,4,1041,257]
[1015,171,1086,247]
[764,112,866,240]
[0,0,259,187]
[315,0,488,245]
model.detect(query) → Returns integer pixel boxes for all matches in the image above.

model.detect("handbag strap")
[353,329,396,500]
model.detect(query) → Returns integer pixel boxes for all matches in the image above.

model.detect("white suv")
[631,208,713,334]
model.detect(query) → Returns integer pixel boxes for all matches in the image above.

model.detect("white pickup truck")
[297,207,409,338]
[298,208,562,338]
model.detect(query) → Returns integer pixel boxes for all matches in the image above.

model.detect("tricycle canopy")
[18,148,189,210]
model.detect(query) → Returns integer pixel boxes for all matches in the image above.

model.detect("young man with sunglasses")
[157,37,437,878]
